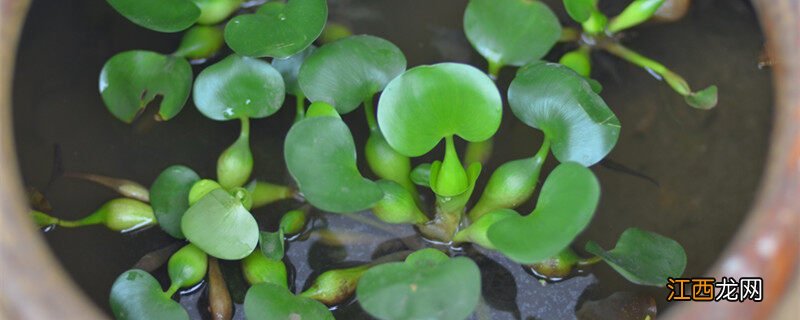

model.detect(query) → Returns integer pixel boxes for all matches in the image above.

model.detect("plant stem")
[163,283,180,299]
[559,27,581,42]
[56,212,105,228]
[577,256,603,267]
[419,164,480,242]
[363,95,378,133]
[599,41,691,95]
[487,60,502,79]
[294,94,306,123]
[535,135,551,160]
[239,117,250,140]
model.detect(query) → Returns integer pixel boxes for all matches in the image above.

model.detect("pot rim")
[0,1,797,319]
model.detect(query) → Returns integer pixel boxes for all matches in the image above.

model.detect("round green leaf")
[357,249,481,320]
[244,283,334,320]
[487,162,600,264]
[509,62,620,166]
[150,165,200,239]
[99,51,193,123]
[224,0,327,58]
[464,0,561,68]
[193,54,285,121]
[106,0,200,32]
[284,116,383,213]
[586,228,687,286]
[377,63,502,157]
[272,45,316,97]
[299,35,407,114]
[110,269,189,320]
[181,189,259,260]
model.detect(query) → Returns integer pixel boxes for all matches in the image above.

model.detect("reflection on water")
[13,0,771,318]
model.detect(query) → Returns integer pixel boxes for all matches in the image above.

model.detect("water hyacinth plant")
[29,0,713,319]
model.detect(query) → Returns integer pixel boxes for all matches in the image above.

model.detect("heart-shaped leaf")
[244,283,334,320]
[378,63,502,157]
[224,0,327,58]
[193,54,285,121]
[357,249,481,320]
[487,162,600,264]
[299,35,407,114]
[150,165,200,239]
[586,228,687,286]
[181,189,259,260]
[464,0,561,71]
[110,269,189,320]
[563,0,596,23]
[509,62,620,166]
[106,0,200,32]
[272,45,316,97]
[99,51,193,123]
[259,230,285,261]
[285,114,383,213]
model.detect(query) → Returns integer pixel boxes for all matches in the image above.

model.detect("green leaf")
[110,269,189,320]
[684,85,718,110]
[272,45,316,97]
[150,165,200,239]
[357,249,481,320]
[487,162,600,264]
[181,189,259,260]
[99,51,193,123]
[106,0,199,32]
[464,0,561,69]
[509,62,620,166]
[378,63,502,157]
[563,0,596,23]
[298,35,407,114]
[244,283,334,320]
[224,0,327,58]
[586,228,687,286]
[259,230,285,261]
[193,54,285,121]
[378,63,501,196]
[285,116,383,213]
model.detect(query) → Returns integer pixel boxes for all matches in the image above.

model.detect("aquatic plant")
[30,0,707,319]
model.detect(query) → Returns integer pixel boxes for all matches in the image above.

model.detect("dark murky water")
[12,0,772,319]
